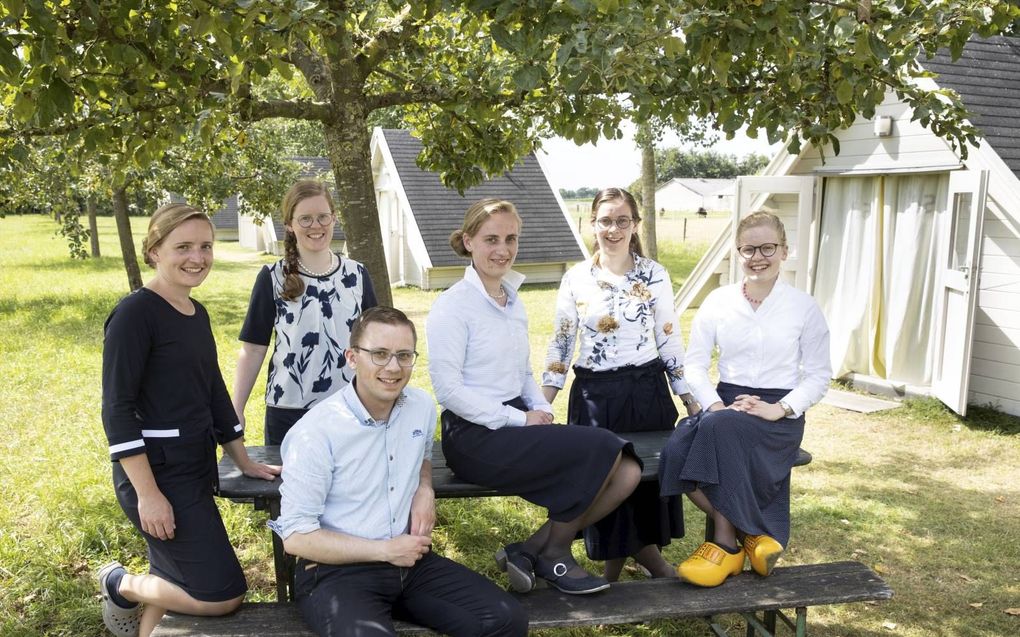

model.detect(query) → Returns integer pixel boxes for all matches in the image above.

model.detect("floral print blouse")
[239,255,377,410]
[542,254,690,395]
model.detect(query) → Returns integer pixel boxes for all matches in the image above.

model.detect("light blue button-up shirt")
[270,381,436,541]
[426,265,553,429]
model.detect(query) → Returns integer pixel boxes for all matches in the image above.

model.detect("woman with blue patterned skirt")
[233,180,377,445]
[658,210,831,587]
[542,187,697,582]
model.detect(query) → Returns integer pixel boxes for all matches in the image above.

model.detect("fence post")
[683,217,687,242]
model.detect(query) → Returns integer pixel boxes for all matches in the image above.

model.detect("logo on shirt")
[411,429,423,438]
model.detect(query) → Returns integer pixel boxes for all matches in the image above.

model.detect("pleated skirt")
[441,397,639,523]
[658,382,804,546]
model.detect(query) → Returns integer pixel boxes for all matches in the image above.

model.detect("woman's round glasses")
[737,243,780,259]
[595,216,634,230]
[352,346,418,367]
[295,213,335,228]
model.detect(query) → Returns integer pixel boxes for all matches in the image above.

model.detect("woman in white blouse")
[541,187,697,582]
[659,210,831,588]
[427,198,642,596]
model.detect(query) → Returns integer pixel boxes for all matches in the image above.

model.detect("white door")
[932,170,988,416]
[732,176,820,291]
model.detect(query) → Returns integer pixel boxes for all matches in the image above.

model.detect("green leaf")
[835,79,853,105]
[12,91,36,122]
[0,39,23,79]
[512,66,541,91]
[45,75,76,115]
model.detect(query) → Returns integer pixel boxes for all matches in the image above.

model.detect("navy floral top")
[239,255,377,410]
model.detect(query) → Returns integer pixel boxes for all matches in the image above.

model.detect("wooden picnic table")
[215,429,812,601]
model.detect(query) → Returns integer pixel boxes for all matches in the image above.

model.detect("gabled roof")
[658,177,735,196]
[380,129,585,267]
[923,35,1020,180]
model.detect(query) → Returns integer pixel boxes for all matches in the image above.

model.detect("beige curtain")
[813,174,948,385]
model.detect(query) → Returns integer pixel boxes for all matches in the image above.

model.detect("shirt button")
[390,486,394,491]
[389,455,394,461]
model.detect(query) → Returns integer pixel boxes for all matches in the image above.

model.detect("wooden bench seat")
[216,431,813,602]
[152,561,891,637]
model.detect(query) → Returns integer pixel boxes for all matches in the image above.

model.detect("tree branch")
[356,1,439,75]
[244,98,332,123]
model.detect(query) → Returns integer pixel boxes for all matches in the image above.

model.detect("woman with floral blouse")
[542,187,698,582]
[233,180,377,445]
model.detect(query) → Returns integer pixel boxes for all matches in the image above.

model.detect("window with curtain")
[812,174,948,386]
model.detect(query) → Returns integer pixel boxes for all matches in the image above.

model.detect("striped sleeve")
[101,300,150,460]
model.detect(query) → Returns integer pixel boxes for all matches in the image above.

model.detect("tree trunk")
[323,110,393,306]
[112,186,143,291]
[87,196,100,257]
[639,124,658,260]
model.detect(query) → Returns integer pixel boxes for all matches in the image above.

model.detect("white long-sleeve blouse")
[685,280,831,417]
[426,266,553,430]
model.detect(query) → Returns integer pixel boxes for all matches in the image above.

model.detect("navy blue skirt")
[441,397,639,523]
[569,360,684,560]
[658,383,804,547]
[113,435,247,602]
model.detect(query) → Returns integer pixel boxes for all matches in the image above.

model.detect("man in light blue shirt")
[271,306,527,637]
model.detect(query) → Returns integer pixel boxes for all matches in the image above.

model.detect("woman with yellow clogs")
[658,211,831,587]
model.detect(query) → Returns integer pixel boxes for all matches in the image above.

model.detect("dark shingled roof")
[923,35,1020,181]
[210,194,238,231]
[381,129,584,267]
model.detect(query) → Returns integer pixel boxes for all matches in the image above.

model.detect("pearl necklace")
[488,285,507,300]
[298,253,336,277]
[742,281,764,306]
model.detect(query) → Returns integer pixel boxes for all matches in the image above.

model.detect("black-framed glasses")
[295,213,335,228]
[594,216,634,230]
[737,243,781,259]
[352,346,418,368]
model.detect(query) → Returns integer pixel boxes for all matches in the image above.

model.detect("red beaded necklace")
[742,281,764,306]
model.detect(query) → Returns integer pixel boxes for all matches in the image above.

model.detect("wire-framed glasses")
[594,216,634,230]
[352,346,418,367]
[295,213,335,228]
[737,243,781,259]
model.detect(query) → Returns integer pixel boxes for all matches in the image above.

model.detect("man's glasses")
[737,243,781,259]
[594,216,634,230]
[352,346,418,368]
[295,213,335,228]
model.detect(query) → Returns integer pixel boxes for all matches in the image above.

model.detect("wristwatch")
[778,400,794,418]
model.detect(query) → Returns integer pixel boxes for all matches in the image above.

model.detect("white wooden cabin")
[371,128,588,289]
[676,35,1020,417]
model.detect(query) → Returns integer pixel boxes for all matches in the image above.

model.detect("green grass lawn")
[1,214,1018,636]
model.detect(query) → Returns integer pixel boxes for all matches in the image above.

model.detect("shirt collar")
[463,265,526,297]
[340,379,405,427]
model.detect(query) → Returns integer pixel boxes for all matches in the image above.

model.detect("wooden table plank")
[217,430,811,500]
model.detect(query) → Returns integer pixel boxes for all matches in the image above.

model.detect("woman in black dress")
[98,203,280,636]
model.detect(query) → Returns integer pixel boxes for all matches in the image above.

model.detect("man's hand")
[525,410,554,425]
[382,534,432,567]
[409,485,435,537]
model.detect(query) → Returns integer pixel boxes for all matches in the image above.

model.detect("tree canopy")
[656,148,769,181]
[2,0,1016,300]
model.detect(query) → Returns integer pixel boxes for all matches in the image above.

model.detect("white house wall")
[783,93,1020,417]
[792,96,962,175]
[656,182,704,211]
